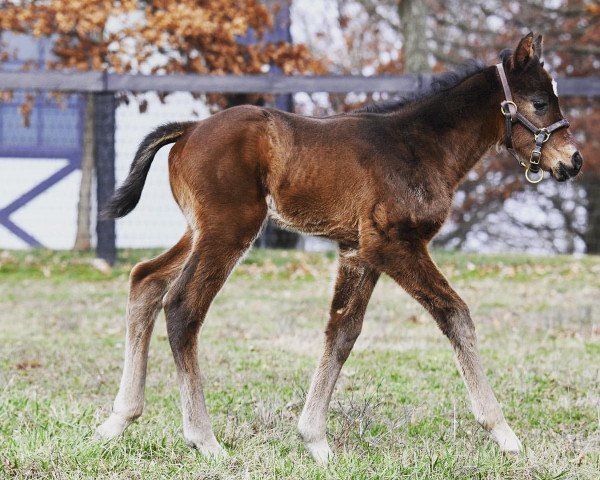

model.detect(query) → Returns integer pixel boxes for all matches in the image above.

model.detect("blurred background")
[0,0,598,260]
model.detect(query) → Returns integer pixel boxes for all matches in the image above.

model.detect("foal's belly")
[265,194,358,243]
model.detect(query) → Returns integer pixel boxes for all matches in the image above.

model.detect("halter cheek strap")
[496,63,570,184]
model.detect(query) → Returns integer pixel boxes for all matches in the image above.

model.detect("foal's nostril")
[572,151,583,170]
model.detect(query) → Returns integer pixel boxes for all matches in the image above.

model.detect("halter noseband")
[496,63,570,184]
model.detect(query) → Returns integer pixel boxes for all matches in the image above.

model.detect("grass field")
[0,248,599,479]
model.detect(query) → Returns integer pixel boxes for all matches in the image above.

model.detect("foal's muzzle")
[554,151,583,182]
[572,151,583,171]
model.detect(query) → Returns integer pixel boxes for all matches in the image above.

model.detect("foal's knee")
[434,301,476,344]
[326,312,363,363]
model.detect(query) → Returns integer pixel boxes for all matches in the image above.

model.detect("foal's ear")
[533,34,543,59]
[514,32,537,69]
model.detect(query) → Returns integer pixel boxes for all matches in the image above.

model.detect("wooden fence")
[2,71,600,96]
[1,70,599,262]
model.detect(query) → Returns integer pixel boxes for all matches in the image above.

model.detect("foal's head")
[500,33,582,182]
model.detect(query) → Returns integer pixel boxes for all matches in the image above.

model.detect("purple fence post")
[94,92,117,265]
[259,0,299,248]
[273,2,294,113]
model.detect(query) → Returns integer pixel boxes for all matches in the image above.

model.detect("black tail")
[102,122,194,219]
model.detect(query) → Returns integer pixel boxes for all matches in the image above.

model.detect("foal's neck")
[400,66,504,188]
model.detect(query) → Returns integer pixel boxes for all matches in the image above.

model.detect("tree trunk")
[74,93,95,250]
[583,177,600,254]
[398,0,430,73]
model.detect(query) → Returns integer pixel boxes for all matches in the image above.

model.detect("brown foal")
[96,33,582,463]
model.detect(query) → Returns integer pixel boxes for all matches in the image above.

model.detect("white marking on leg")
[451,316,522,453]
[179,370,226,457]
[298,352,337,464]
[96,296,159,439]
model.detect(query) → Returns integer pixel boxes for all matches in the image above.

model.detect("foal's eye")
[533,101,547,111]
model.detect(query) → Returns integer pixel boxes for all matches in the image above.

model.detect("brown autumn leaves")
[0,0,324,122]
[0,0,321,75]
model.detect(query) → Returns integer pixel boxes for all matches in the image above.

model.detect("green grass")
[1,248,599,479]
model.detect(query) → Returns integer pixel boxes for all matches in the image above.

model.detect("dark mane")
[355,60,486,114]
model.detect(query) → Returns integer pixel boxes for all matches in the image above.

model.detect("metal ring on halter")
[536,128,550,143]
[500,101,517,116]
[525,167,544,184]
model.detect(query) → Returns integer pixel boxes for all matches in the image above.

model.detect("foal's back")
[168,105,430,244]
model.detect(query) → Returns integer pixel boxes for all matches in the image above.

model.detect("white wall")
[0,158,80,249]
[0,92,209,250]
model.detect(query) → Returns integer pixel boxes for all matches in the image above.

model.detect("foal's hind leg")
[298,250,380,463]
[96,232,192,440]
[366,241,522,453]
[162,206,266,456]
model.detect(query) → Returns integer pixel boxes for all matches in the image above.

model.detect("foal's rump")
[104,105,270,225]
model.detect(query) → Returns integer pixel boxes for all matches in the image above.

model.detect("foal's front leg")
[369,242,522,453]
[299,252,380,463]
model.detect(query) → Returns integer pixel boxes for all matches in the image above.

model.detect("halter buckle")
[525,167,544,184]
[529,149,541,166]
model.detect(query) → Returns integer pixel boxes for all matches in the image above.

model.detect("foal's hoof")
[94,414,131,440]
[491,425,523,455]
[186,437,228,459]
[304,439,333,465]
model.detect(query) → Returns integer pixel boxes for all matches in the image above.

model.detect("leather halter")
[496,63,570,184]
